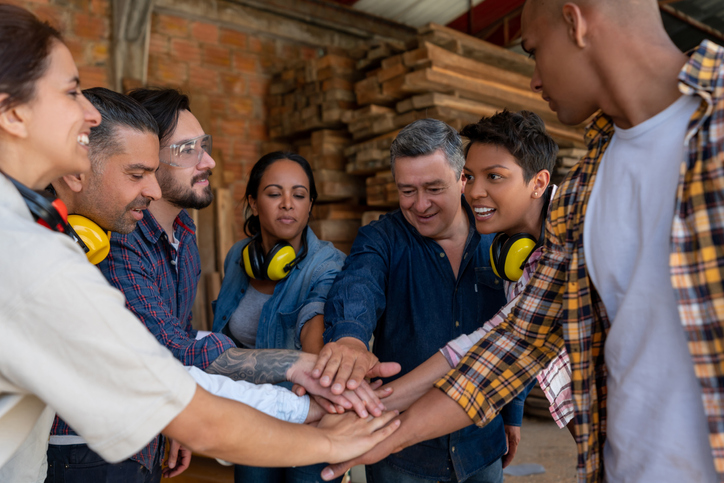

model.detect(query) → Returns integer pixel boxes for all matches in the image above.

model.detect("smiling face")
[464,142,546,237]
[12,42,101,188]
[77,126,162,233]
[395,149,466,241]
[249,159,313,251]
[521,1,600,126]
[156,109,215,209]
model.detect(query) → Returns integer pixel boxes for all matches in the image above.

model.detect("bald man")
[320,1,724,482]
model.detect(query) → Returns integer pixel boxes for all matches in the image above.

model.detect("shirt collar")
[138,208,196,244]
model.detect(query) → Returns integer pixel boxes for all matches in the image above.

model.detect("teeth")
[77,134,89,146]
[474,207,495,215]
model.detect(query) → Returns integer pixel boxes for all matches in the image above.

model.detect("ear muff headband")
[67,215,111,265]
[242,230,309,281]
[490,233,536,282]
[7,175,69,233]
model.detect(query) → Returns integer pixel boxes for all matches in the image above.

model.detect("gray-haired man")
[321,119,526,483]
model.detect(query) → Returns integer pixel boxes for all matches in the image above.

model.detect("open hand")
[163,439,192,478]
[317,411,400,465]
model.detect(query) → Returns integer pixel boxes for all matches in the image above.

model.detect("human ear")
[0,95,30,139]
[562,3,587,48]
[248,195,258,216]
[61,173,84,193]
[460,171,468,193]
[531,170,551,198]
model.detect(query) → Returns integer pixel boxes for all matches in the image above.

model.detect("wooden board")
[214,188,235,279]
[309,219,361,242]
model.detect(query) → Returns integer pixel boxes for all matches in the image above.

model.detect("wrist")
[286,351,314,383]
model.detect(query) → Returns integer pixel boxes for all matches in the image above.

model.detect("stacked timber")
[553,147,589,185]
[365,171,398,207]
[268,53,360,139]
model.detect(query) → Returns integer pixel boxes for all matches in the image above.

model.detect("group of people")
[2,0,724,482]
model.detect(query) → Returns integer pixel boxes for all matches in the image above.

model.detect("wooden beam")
[659,3,724,44]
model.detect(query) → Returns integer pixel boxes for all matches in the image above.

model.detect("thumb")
[367,362,401,379]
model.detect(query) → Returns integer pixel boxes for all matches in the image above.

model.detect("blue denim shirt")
[324,197,529,481]
[213,226,345,350]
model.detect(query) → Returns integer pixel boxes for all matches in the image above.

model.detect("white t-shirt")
[584,94,717,482]
[0,175,197,482]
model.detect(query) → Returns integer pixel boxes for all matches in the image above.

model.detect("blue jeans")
[45,444,161,483]
[365,457,503,483]
[234,463,342,483]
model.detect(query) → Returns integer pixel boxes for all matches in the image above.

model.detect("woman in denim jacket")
[212,151,346,483]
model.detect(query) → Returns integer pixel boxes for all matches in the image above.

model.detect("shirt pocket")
[278,305,303,350]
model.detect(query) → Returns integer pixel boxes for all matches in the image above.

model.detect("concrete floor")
[171,416,577,483]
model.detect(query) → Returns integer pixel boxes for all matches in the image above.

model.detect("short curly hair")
[460,110,558,183]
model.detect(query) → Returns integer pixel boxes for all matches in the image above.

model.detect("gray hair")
[389,119,465,179]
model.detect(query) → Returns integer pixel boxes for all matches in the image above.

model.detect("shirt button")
[170,259,177,266]
[494,279,499,285]
[452,446,456,453]
[463,252,467,259]
[455,321,460,327]
[440,252,445,258]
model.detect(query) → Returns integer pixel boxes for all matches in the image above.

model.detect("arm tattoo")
[205,348,301,383]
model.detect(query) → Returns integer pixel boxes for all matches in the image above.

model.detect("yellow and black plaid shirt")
[435,39,724,483]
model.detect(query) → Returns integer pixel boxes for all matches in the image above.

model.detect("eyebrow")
[126,163,157,173]
[263,184,309,191]
[69,77,80,87]
[397,179,446,188]
[170,135,205,146]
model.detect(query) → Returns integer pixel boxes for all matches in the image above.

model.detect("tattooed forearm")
[205,348,301,383]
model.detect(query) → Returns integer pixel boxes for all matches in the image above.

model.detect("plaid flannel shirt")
[51,209,236,471]
[435,40,724,482]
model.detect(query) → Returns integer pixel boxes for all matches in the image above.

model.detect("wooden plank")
[309,219,361,242]
[312,203,367,220]
[361,211,387,226]
[205,272,221,331]
[214,188,235,279]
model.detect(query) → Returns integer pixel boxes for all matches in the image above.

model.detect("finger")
[374,386,393,400]
[367,416,401,444]
[344,357,373,392]
[314,396,338,414]
[340,389,368,418]
[312,347,332,379]
[292,384,307,397]
[355,382,384,416]
[369,379,383,390]
[332,356,356,394]
[167,440,179,469]
[367,362,401,379]
[322,460,357,481]
[334,404,346,413]
[320,352,344,388]
[366,410,399,432]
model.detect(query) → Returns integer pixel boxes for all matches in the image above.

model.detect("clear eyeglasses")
[159,134,213,168]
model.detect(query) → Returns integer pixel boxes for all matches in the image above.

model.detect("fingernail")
[321,376,330,385]
[332,383,342,393]
[361,410,368,417]
[312,370,320,377]
[322,469,333,480]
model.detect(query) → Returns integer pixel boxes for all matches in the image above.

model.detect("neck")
[596,34,688,129]
[0,146,54,190]
[148,198,182,238]
[436,205,470,245]
[261,228,304,254]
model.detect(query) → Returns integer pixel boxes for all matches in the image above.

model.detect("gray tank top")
[227,284,272,349]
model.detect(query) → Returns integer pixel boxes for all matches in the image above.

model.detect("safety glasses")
[159,134,213,168]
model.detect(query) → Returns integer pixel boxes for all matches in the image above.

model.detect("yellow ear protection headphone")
[489,187,552,282]
[6,174,111,265]
[242,229,308,281]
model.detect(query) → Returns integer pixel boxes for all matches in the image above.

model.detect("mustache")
[127,197,151,212]
[192,170,212,185]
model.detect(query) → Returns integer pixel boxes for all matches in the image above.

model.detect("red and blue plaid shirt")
[51,209,235,470]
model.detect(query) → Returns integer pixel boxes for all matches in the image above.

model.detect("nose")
[82,96,101,127]
[280,191,293,210]
[198,150,216,171]
[530,65,543,94]
[413,192,431,213]
[144,174,162,201]
[467,180,487,200]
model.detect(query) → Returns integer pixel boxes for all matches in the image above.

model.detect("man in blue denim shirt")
[323,119,528,483]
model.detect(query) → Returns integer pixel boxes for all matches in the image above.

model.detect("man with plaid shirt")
[321,1,724,482]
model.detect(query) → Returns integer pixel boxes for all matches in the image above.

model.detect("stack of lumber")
[268,53,361,139]
[365,171,398,207]
[554,147,588,185]
[342,23,587,177]
[310,203,367,255]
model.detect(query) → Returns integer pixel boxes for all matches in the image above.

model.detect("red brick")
[233,52,258,74]
[228,97,253,118]
[301,47,317,60]
[189,68,220,94]
[154,14,189,38]
[221,74,246,96]
[151,55,188,85]
[248,77,268,97]
[220,28,247,49]
[90,0,110,16]
[191,22,218,44]
[74,13,108,40]
[209,96,227,115]
[248,120,268,141]
[148,32,169,56]
[248,37,262,54]
[213,136,233,163]
[221,120,247,137]
[78,65,110,89]
[234,141,260,161]
[34,5,68,32]
[90,42,109,64]
[171,38,201,65]
[203,45,231,68]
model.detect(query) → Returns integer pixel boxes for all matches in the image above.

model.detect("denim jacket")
[212,226,345,350]
[324,197,529,481]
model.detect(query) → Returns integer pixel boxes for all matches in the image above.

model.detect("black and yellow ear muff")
[67,215,111,265]
[242,230,308,281]
[490,232,537,282]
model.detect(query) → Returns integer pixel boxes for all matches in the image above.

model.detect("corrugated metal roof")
[351,0,485,28]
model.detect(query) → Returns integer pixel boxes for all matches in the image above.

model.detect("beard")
[158,169,214,210]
